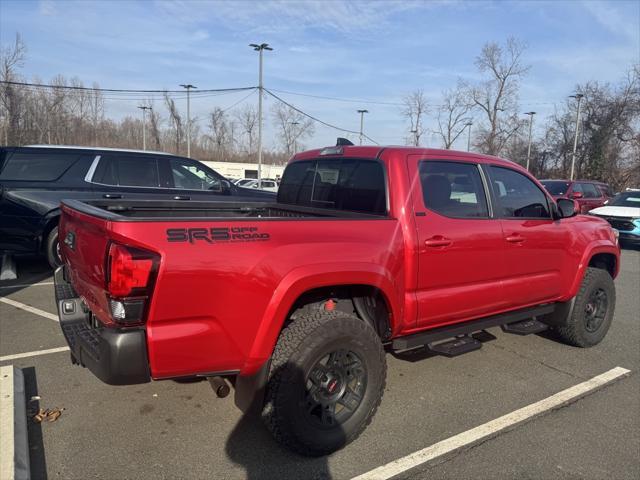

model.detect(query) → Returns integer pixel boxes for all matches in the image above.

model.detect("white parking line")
[0,281,54,290]
[0,347,70,363]
[0,297,59,322]
[352,366,631,480]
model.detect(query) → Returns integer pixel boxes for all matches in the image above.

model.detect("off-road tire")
[262,311,386,456]
[555,267,615,347]
[45,226,62,269]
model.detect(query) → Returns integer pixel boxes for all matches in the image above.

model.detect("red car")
[540,179,612,214]
[55,143,620,455]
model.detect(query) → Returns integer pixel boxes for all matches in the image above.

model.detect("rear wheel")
[262,311,386,456]
[554,267,615,347]
[45,226,62,269]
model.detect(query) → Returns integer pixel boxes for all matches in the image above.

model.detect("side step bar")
[392,304,554,351]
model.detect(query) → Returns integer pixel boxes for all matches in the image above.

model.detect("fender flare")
[240,262,401,375]
[564,241,619,301]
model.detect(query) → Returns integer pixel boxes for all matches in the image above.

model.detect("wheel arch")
[565,243,619,301]
[40,210,61,252]
[241,263,401,376]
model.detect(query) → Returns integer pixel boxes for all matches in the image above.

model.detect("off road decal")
[166,227,270,244]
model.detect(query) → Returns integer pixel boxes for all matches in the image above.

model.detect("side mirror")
[556,198,578,218]
[570,191,583,199]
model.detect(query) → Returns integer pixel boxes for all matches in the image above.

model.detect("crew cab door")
[484,165,569,308]
[408,156,507,327]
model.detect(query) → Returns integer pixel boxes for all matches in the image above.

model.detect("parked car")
[589,190,640,246]
[240,178,279,192]
[0,145,275,268]
[540,179,612,214]
[55,142,619,456]
[233,178,256,187]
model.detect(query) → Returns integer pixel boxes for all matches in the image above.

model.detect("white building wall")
[203,161,285,180]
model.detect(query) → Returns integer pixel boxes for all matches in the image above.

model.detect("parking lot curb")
[0,366,31,480]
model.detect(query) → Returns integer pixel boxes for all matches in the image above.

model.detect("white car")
[589,191,640,246]
[240,179,279,193]
[233,178,256,187]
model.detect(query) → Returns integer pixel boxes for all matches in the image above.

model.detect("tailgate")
[59,203,113,324]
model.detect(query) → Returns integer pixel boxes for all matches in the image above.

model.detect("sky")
[0,0,638,151]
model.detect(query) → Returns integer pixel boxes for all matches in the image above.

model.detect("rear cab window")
[578,182,601,198]
[0,151,80,181]
[418,161,489,218]
[278,158,387,215]
[93,155,160,187]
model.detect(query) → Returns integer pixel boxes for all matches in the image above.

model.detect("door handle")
[425,236,452,248]
[102,194,122,199]
[506,234,525,243]
[173,195,190,200]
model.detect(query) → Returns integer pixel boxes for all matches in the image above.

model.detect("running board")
[392,304,555,351]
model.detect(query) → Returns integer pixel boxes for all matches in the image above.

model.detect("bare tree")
[164,92,183,154]
[468,37,529,155]
[208,107,230,154]
[271,102,314,157]
[0,33,27,144]
[402,89,428,146]
[434,84,473,149]
[235,104,258,157]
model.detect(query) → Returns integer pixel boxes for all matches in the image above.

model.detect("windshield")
[610,192,640,208]
[541,180,570,195]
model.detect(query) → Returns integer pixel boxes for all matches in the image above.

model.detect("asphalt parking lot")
[1,249,639,480]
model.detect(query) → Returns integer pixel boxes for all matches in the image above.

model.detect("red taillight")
[106,243,159,325]
[108,244,155,296]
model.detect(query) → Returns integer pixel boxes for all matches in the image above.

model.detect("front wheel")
[262,311,386,456]
[554,267,616,347]
[45,226,63,269]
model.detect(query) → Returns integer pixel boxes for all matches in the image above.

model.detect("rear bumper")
[54,267,151,385]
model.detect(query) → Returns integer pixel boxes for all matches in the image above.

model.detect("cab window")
[489,166,550,219]
[418,161,489,218]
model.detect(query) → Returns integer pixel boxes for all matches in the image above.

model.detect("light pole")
[137,105,152,151]
[569,93,584,180]
[465,121,473,152]
[524,111,536,171]
[180,84,197,157]
[357,109,368,145]
[250,43,273,182]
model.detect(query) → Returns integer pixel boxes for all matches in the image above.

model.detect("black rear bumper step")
[392,303,554,351]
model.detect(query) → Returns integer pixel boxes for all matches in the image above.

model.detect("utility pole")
[465,121,473,152]
[524,111,536,171]
[180,84,197,157]
[357,109,368,145]
[410,129,418,147]
[569,93,584,180]
[250,43,273,182]
[137,106,152,151]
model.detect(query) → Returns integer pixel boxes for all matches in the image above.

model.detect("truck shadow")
[0,256,52,296]
[225,363,338,480]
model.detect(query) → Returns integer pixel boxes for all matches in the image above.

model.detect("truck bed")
[61,199,385,220]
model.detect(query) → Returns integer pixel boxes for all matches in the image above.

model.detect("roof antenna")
[336,137,354,146]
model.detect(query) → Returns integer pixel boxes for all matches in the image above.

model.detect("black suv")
[0,146,274,268]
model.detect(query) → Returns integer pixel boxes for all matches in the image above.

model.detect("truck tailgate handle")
[506,234,525,243]
[425,236,452,248]
[173,195,191,200]
[103,194,122,199]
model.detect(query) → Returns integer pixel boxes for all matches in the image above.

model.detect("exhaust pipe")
[209,376,230,398]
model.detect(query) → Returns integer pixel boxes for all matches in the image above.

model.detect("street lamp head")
[524,111,536,116]
[569,93,584,99]
[357,109,369,114]
[250,43,272,51]
[465,121,473,127]
[180,84,197,89]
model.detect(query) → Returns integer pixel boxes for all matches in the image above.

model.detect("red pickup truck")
[55,143,620,456]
